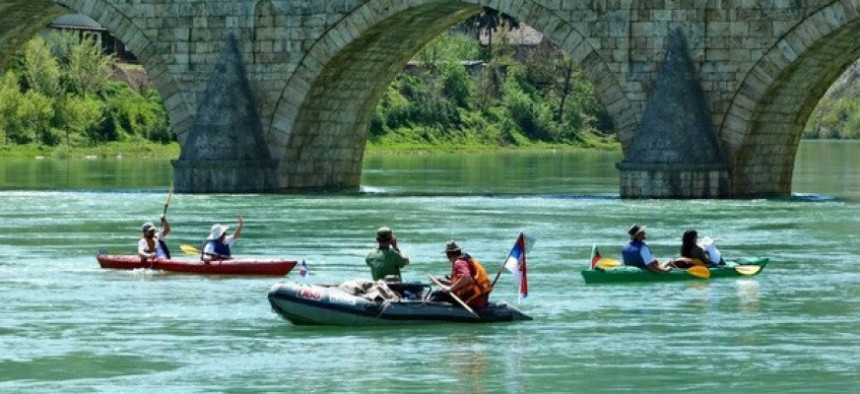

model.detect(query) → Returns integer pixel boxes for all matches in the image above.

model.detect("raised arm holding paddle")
[137,185,173,260]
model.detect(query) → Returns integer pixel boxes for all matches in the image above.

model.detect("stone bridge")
[1,0,859,197]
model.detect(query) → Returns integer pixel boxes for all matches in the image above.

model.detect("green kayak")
[580,257,769,284]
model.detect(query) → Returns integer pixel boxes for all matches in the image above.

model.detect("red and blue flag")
[503,233,529,300]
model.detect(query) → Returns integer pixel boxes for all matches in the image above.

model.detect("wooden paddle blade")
[163,184,174,216]
[427,274,479,318]
[735,265,762,275]
[597,258,621,269]
[180,244,200,256]
[686,265,711,279]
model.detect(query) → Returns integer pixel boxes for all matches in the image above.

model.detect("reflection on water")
[0,140,857,199]
[735,280,761,312]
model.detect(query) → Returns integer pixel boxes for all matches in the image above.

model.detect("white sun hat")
[208,224,228,240]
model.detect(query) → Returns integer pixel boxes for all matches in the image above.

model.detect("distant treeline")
[0,32,172,149]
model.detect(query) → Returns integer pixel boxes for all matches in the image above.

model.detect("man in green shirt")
[365,226,410,281]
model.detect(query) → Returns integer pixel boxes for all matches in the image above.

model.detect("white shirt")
[138,230,167,259]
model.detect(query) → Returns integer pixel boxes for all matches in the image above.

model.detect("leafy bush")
[0,35,174,148]
[16,91,56,145]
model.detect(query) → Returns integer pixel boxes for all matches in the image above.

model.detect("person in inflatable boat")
[430,240,492,309]
[365,226,410,281]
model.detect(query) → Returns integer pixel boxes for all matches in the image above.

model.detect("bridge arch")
[267,0,634,189]
[722,1,860,197]
[0,1,194,142]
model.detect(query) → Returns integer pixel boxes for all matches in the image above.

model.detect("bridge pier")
[617,28,731,199]
[172,34,278,193]
[617,164,731,199]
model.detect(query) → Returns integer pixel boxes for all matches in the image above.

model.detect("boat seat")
[386,282,431,300]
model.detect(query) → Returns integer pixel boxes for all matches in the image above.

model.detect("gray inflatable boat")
[267,281,532,326]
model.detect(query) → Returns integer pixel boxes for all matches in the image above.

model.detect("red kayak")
[97,254,297,276]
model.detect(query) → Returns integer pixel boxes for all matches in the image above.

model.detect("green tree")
[45,30,78,63]
[16,91,56,145]
[461,7,520,58]
[21,37,61,97]
[98,83,172,143]
[59,94,104,146]
[440,62,473,108]
[67,36,114,95]
[0,71,23,144]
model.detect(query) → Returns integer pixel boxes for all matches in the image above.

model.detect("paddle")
[735,265,761,275]
[428,274,479,319]
[180,244,201,256]
[142,185,174,266]
[686,265,711,279]
[163,183,173,216]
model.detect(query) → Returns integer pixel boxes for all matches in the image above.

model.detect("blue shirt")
[622,239,654,268]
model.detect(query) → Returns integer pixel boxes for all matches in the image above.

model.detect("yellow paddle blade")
[686,265,711,279]
[597,258,621,269]
[180,244,200,256]
[735,265,762,275]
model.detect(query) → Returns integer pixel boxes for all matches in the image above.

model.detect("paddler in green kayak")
[621,224,670,273]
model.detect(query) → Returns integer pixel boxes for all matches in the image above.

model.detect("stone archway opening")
[726,17,860,198]
[1,1,193,150]
[269,0,629,191]
[0,9,175,152]
[366,9,616,157]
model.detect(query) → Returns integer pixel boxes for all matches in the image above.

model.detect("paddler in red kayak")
[201,216,244,262]
[138,215,171,260]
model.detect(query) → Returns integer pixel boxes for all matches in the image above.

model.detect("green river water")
[0,141,858,392]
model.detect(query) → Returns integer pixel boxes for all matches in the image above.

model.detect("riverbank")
[0,141,180,159]
[0,140,620,160]
[364,139,619,155]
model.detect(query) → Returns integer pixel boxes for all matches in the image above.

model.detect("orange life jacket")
[451,256,492,305]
